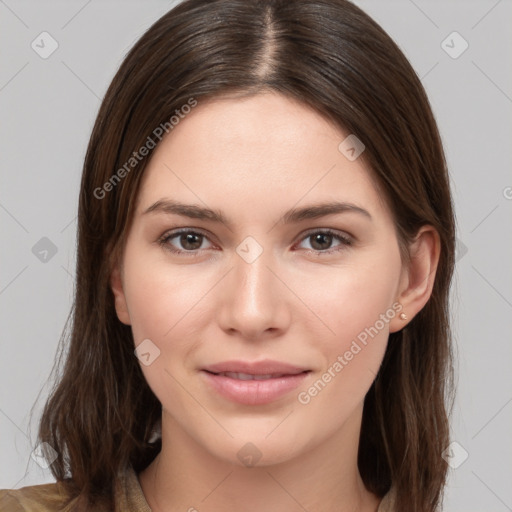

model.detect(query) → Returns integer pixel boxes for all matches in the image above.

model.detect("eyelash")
[157,228,353,257]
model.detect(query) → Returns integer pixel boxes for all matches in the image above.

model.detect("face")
[111,92,408,466]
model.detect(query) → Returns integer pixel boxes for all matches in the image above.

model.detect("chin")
[203,427,308,469]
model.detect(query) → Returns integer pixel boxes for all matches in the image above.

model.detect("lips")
[214,371,291,380]
[201,359,311,405]
[202,359,308,376]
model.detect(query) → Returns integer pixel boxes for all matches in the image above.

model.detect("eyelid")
[158,227,217,255]
[297,227,354,244]
[293,228,354,254]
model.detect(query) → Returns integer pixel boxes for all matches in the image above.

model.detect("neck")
[139,404,381,512]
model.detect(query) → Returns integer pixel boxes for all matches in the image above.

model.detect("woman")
[0,0,456,510]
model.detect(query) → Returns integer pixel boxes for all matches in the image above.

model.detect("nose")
[217,246,291,340]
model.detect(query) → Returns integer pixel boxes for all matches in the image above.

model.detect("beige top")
[0,466,395,511]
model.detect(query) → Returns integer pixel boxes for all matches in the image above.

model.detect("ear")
[389,225,441,333]
[110,265,132,325]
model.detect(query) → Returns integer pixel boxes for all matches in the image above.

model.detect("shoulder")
[0,480,76,512]
[0,466,151,512]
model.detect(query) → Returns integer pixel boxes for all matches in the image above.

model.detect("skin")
[111,92,440,512]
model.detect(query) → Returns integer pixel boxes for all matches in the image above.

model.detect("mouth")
[206,371,303,380]
[200,360,311,405]
[202,359,309,376]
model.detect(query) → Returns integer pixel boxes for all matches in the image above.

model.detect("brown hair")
[35,0,456,510]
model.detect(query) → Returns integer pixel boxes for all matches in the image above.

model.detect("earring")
[399,312,408,321]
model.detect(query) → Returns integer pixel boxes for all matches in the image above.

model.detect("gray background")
[1,1,511,510]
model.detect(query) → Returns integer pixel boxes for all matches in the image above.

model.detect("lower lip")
[201,371,310,405]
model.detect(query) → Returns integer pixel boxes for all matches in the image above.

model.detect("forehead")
[135,93,388,222]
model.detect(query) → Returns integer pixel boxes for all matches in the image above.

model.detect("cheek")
[121,253,220,403]
[123,254,213,344]
[122,257,213,411]
[301,255,401,342]
[296,256,401,397]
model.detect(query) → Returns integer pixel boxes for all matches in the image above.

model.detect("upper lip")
[202,359,309,376]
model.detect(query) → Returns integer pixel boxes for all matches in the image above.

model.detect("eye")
[158,229,214,256]
[158,227,353,257]
[296,229,353,254]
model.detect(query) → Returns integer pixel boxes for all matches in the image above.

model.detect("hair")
[34,0,456,510]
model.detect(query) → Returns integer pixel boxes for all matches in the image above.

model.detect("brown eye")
[159,229,213,255]
[297,229,353,254]
[179,232,204,251]
[309,233,334,251]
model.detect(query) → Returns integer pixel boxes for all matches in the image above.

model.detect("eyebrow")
[143,198,372,229]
